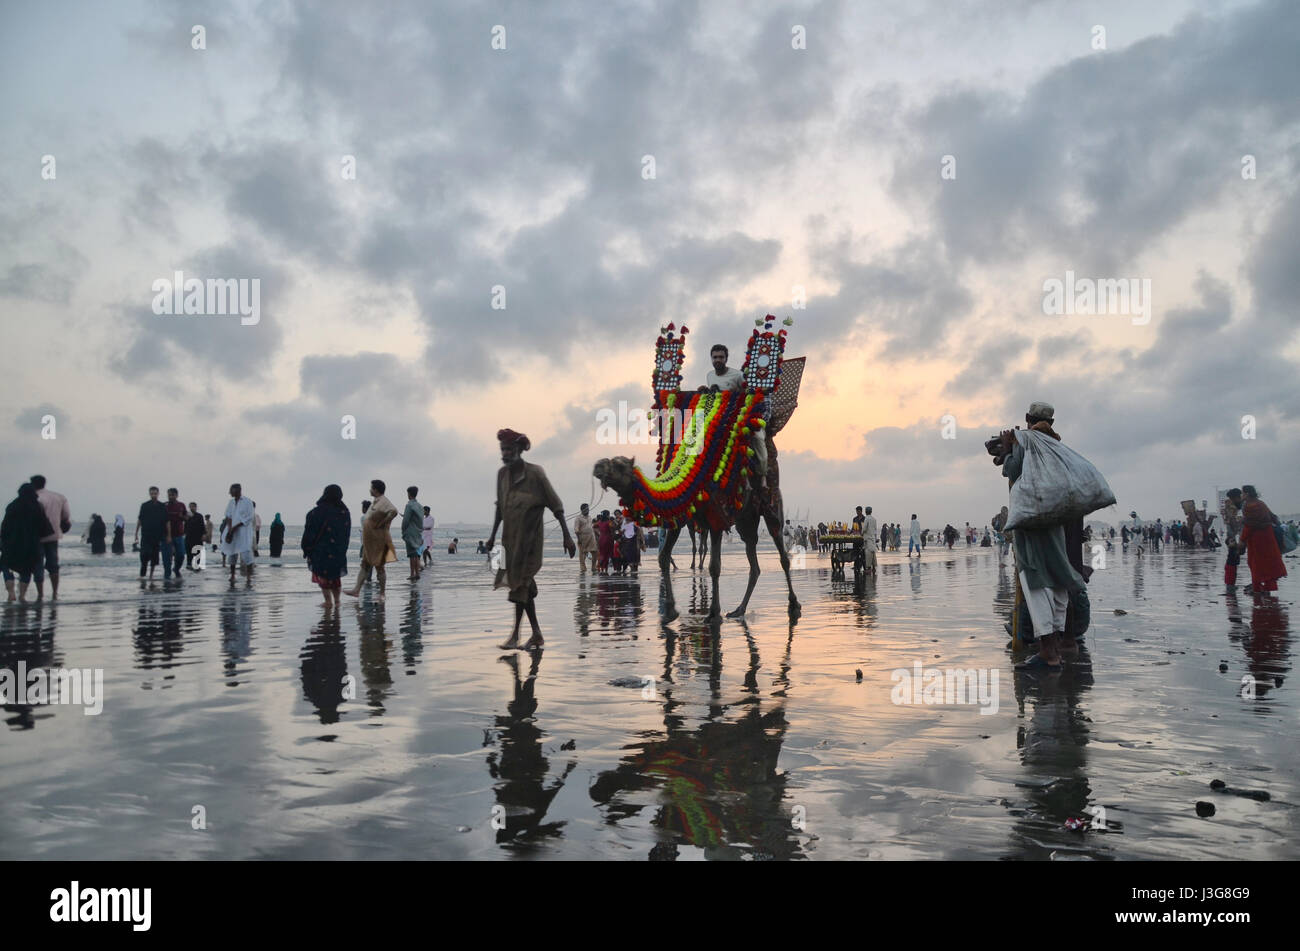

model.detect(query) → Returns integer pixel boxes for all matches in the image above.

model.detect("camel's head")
[593,456,638,495]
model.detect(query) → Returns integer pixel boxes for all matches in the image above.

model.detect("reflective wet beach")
[2,538,1296,860]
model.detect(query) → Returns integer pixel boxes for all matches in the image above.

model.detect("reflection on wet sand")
[590,617,804,860]
[356,600,394,715]
[219,590,255,686]
[0,543,1293,860]
[0,605,61,730]
[133,598,190,673]
[1008,655,1109,859]
[1238,591,1291,702]
[398,586,425,672]
[301,606,347,725]
[486,651,576,849]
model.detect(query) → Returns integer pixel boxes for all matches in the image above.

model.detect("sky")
[2,0,1297,528]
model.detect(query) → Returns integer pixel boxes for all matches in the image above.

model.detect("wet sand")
[1,535,1295,860]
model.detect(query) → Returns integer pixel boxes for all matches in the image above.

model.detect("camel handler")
[574,502,598,573]
[487,428,576,651]
[699,343,768,489]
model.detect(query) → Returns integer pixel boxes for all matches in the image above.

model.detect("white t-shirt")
[706,366,745,392]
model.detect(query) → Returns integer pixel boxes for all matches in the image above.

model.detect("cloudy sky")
[2,0,1297,529]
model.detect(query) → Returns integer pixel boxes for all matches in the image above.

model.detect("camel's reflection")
[589,618,805,860]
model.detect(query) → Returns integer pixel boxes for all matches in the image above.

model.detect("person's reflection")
[909,559,921,595]
[300,605,347,724]
[574,577,597,638]
[590,617,802,860]
[1006,657,1104,858]
[994,559,1014,628]
[134,598,186,672]
[1132,553,1144,601]
[355,600,393,715]
[595,576,646,634]
[856,574,879,631]
[219,589,254,686]
[1242,595,1290,701]
[398,586,424,673]
[0,605,61,730]
[486,651,576,849]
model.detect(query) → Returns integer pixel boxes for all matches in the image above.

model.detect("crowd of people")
[2,428,1293,641]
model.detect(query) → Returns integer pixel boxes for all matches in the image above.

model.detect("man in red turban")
[488,429,575,650]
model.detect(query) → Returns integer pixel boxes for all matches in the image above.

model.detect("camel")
[593,449,801,623]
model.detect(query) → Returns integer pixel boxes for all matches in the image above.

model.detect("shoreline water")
[1,541,1294,860]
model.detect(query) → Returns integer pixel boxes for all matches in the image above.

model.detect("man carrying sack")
[992,401,1114,670]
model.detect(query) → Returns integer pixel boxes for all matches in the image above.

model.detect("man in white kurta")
[863,506,878,574]
[220,484,256,579]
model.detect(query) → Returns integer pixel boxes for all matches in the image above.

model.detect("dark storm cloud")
[809,234,974,357]
[203,144,348,267]
[943,333,1032,398]
[995,272,1300,468]
[255,0,839,383]
[242,352,488,511]
[1247,184,1300,340]
[891,0,1300,274]
[298,352,431,406]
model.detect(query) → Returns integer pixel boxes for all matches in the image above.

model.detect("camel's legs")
[707,527,724,621]
[764,502,802,615]
[659,526,682,622]
[727,507,762,618]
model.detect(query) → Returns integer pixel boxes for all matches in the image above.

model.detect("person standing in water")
[185,503,206,568]
[421,507,435,567]
[401,486,424,581]
[269,512,285,558]
[219,483,256,582]
[31,475,70,600]
[994,401,1088,669]
[574,503,597,573]
[2,484,53,602]
[111,514,126,554]
[908,515,922,557]
[345,481,397,599]
[487,429,575,651]
[302,485,351,607]
[164,488,187,579]
[1240,484,1287,596]
[87,514,107,554]
[135,486,168,580]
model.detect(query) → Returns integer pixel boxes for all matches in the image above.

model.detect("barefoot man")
[488,428,575,651]
[218,483,256,583]
[345,479,398,599]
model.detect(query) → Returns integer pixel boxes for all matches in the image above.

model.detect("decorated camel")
[593,317,804,622]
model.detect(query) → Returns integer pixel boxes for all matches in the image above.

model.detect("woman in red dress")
[1239,484,1287,594]
[595,511,615,575]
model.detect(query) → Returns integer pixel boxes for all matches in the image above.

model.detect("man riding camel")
[699,343,768,490]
